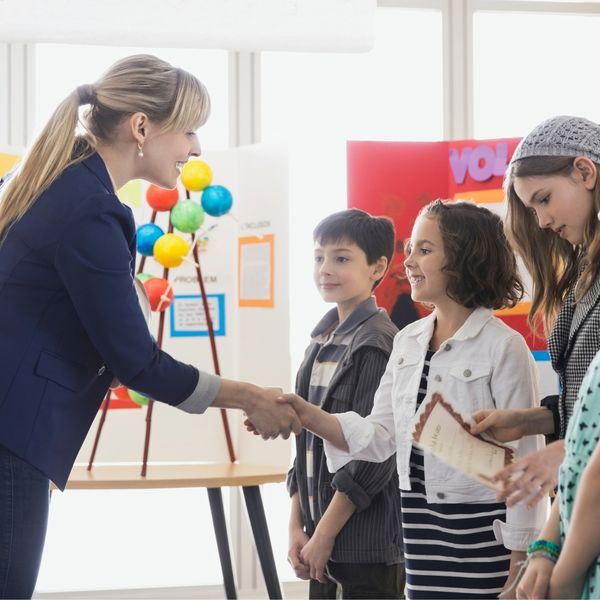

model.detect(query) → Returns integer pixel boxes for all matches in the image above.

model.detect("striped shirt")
[288,298,401,564]
[402,350,510,599]
[305,310,363,520]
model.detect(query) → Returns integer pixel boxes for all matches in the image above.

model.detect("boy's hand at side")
[300,529,335,584]
[288,526,311,580]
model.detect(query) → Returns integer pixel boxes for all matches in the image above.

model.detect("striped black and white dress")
[402,350,510,599]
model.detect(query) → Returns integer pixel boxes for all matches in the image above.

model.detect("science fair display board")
[346,138,557,398]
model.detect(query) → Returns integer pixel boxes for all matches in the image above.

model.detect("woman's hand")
[494,441,564,508]
[516,556,554,599]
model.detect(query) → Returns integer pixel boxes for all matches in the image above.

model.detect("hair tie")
[76,84,95,106]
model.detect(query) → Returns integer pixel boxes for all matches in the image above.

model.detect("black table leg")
[207,487,238,599]
[242,485,282,599]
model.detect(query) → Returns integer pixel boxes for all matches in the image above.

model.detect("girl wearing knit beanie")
[471,115,600,599]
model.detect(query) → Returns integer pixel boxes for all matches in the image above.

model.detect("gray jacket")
[287,306,402,564]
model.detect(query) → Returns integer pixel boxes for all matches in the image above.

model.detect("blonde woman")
[0,54,299,599]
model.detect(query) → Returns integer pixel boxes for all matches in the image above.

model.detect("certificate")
[411,392,513,491]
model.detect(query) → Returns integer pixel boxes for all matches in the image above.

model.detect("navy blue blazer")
[0,154,199,489]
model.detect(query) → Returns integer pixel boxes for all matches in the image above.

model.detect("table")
[58,463,287,599]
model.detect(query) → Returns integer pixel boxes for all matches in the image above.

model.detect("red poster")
[347,138,545,351]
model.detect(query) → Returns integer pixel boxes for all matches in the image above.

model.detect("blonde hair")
[505,156,600,334]
[0,54,210,240]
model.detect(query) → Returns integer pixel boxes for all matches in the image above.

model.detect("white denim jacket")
[324,307,548,550]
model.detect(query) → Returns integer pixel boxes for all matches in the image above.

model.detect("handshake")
[243,388,309,441]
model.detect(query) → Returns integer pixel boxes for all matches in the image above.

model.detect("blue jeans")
[0,445,50,599]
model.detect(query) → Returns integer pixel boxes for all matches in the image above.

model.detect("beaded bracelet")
[527,539,561,560]
[528,550,559,564]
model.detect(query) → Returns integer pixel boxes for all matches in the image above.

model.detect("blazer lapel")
[568,273,600,347]
[551,272,600,369]
[548,288,575,371]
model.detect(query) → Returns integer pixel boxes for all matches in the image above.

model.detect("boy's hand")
[288,527,310,580]
[300,530,335,584]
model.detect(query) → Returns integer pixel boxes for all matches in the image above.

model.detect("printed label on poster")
[170,294,226,337]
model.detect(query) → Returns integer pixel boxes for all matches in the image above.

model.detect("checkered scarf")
[548,272,600,437]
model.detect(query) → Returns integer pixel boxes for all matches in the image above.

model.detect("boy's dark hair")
[421,200,524,310]
[313,208,395,290]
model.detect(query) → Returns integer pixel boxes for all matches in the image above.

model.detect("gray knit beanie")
[512,115,600,165]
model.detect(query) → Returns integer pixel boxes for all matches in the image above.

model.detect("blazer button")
[463,369,472,377]
[434,374,442,382]
[436,492,445,499]
[444,344,452,351]
[398,357,404,365]
[98,365,106,376]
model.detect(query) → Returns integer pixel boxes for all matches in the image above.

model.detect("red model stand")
[88,198,236,475]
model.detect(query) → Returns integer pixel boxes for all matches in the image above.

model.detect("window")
[261,7,444,375]
[473,10,600,138]
[34,44,229,149]
[259,8,443,583]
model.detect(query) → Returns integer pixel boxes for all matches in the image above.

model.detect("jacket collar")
[407,306,493,347]
[311,296,379,339]
[82,153,115,194]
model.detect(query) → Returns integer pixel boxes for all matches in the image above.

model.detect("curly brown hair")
[420,200,524,310]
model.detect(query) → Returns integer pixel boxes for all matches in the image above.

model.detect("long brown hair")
[505,156,600,334]
[0,54,210,241]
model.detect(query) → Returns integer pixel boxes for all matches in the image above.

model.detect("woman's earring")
[137,143,144,158]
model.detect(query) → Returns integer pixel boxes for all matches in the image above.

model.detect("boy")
[287,209,405,599]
